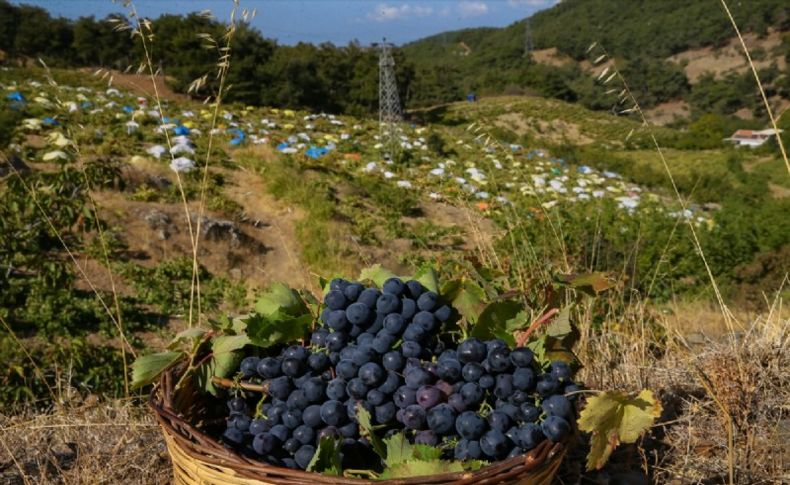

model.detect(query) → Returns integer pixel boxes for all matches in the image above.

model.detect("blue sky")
[13,0,558,45]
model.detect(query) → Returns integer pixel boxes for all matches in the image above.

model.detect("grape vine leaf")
[194,334,250,396]
[195,344,243,397]
[307,437,342,475]
[441,279,487,327]
[578,390,662,471]
[546,307,572,338]
[413,265,439,293]
[131,351,184,389]
[356,404,387,460]
[471,299,523,344]
[255,282,307,317]
[378,459,465,479]
[383,432,413,466]
[359,264,398,288]
[168,328,207,350]
[245,312,312,348]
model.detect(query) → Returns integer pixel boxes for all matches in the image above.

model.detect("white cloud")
[507,0,559,8]
[368,3,434,22]
[458,1,490,18]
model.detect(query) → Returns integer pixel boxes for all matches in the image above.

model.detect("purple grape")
[415,430,439,446]
[401,405,427,430]
[416,385,443,409]
[382,277,405,296]
[510,347,534,367]
[382,351,405,371]
[427,404,456,434]
[541,415,570,442]
[542,394,573,420]
[394,386,417,408]
[457,338,487,363]
[455,411,486,439]
[480,429,509,459]
[416,291,438,311]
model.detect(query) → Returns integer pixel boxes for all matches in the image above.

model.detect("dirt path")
[223,167,316,292]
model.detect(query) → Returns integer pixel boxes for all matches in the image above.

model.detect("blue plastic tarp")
[305,146,329,159]
[6,92,24,102]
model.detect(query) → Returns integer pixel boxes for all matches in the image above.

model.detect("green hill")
[403,0,790,117]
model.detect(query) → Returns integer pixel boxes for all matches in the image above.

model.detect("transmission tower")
[376,38,401,158]
[523,18,533,58]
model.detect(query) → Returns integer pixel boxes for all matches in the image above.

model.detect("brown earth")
[81,68,188,102]
[645,100,691,125]
[667,29,787,83]
[495,112,594,145]
[531,47,573,68]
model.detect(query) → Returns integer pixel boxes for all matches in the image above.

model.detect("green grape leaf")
[378,459,464,479]
[383,432,413,466]
[255,282,307,317]
[245,312,312,348]
[168,328,207,350]
[411,444,442,462]
[413,265,439,293]
[131,351,184,389]
[307,437,342,475]
[471,299,524,344]
[356,403,387,460]
[464,460,487,471]
[359,264,398,288]
[211,334,251,355]
[546,306,572,338]
[441,279,487,327]
[578,390,662,471]
[194,344,243,396]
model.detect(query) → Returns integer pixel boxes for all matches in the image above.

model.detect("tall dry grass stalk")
[190,1,253,329]
[114,5,201,327]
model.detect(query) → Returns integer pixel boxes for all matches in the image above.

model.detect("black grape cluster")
[220,277,578,471]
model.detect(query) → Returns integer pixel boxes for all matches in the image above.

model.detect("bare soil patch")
[81,68,188,102]
[495,112,594,145]
[667,29,787,83]
[531,47,573,68]
[645,100,691,125]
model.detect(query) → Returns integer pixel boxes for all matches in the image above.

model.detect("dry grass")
[558,299,790,484]
[0,399,170,484]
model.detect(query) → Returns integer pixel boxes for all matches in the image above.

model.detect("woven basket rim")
[150,366,567,485]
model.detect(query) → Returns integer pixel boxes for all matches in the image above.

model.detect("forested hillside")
[404,0,790,116]
[2,0,788,120]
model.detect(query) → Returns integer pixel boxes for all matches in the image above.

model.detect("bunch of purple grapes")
[220,277,579,471]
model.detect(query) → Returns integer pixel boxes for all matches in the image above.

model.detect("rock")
[192,215,244,248]
[143,209,171,240]
[0,155,30,177]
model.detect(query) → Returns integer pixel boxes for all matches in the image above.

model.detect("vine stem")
[211,376,269,393]
[515,308,560,346]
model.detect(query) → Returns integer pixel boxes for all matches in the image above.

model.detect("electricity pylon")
[523,18,533,58]
[376,38,401,158]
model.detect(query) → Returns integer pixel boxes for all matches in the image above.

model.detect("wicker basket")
[150,367,568,485]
